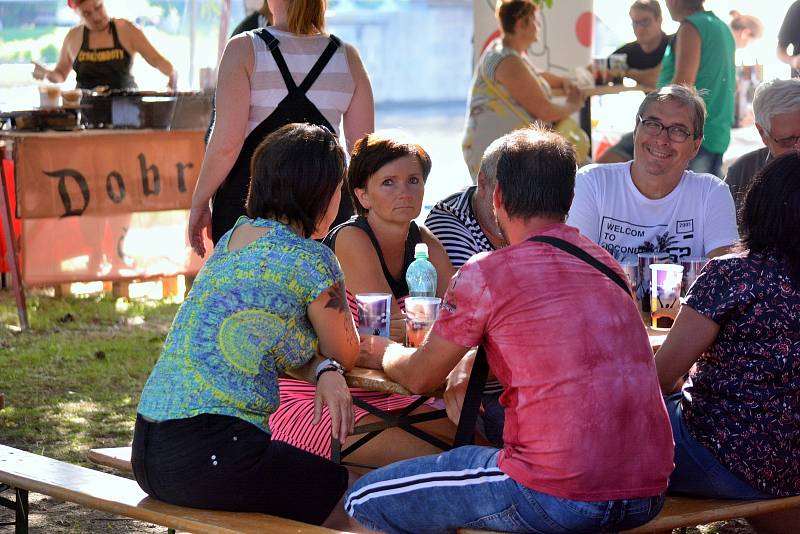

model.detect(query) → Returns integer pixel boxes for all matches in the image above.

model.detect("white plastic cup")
[637,252,671,312]
[39,85,61,108]
[404,297,441,347]
[355,293,392,338]
[649,264,683,330]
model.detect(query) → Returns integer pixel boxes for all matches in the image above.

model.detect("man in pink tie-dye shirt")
[346,125,674,534]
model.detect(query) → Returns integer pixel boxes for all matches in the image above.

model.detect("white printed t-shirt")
[567,162,738,263]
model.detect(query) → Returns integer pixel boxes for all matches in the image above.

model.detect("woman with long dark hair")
[655,152,800,531]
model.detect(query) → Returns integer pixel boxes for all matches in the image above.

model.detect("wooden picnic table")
[344,327,666,398]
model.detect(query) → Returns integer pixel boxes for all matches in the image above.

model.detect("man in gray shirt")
[726,79,800,215]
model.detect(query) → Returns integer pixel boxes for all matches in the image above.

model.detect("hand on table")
[313,371,354,443]
[357,334,394,369]
[188,203,211,257]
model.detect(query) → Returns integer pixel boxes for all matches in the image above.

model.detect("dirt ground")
[0,493,161,533]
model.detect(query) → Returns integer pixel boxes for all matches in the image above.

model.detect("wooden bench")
[0,445,346,534]
[90,446,800,533]
[88,446,133,473]
[457,493,800,534]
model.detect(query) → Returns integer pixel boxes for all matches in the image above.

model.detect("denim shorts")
[131,413,348,525]
[345,445,664,534]
[665,393,772,500]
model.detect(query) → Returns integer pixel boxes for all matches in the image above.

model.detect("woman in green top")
[133,123,361,530]
[657,0,735,178]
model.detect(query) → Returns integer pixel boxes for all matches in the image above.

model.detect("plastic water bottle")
[406,243,437,297]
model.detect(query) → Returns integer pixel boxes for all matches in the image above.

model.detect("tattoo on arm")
[324,282,349,313]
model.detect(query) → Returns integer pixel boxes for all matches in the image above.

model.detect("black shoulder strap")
[254,30,341,95]
[528,235,632,297]
[452,346,489,447]
[298,35,341,93]
[255,28,298,91]
[109,19,121,47]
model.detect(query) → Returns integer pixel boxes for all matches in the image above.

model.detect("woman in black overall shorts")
[188,0,375,256]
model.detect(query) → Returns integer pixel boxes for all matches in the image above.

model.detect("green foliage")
[0,27,55,43]
[40,43,59,63]
[532,0,554,8]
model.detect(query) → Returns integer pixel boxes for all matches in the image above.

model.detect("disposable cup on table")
[620,261,640,307]
[649,263,683,330]
[404,297,441,348]
[608,53,628,84]
[637,252,671,313]
[355,293,392,338]
[680,257,708,297]
[39,85,61,108]
[592,57,608,85]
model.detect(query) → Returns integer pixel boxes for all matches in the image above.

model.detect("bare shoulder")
[677,20,700,39]
[64,25,84,46]
[222,33,254,58]
[495,53,526,73]
[418,225,440,244]
[342,42,366,70]
[333,225,373,255]
[113,18,143,36]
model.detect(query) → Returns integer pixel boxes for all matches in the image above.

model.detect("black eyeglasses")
[637,116,693,143]
[767,132,800,149]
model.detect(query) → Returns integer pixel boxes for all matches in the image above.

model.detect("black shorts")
[131,413,348,525]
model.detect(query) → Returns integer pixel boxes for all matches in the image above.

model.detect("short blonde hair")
[288,0,326,34]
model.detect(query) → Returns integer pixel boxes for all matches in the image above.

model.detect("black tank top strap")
[323,216,420,299]
[108,19,122,48]
[254,29,298,92]
[81,26,90,49]
[298,35,341,93]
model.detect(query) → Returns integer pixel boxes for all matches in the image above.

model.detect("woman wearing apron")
[188,0,375,254]
[32,0,177,91]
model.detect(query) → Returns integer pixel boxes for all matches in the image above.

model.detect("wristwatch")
[315,358,345,382]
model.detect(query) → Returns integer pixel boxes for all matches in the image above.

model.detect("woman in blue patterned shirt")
[656,152,800,530]
[132,123,361,529]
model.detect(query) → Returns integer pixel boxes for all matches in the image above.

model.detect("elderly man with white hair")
[726,78,800,213]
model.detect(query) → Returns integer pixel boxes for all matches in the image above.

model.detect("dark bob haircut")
[495,124,577,220]
[740,151,800,284]
[246,123,346,238]
[347,133,432,217]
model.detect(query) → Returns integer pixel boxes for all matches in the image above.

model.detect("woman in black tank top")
[32,0,176,91]
[268,133,457,469]
[325,133,455,341]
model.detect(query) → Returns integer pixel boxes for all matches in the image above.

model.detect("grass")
[0,289,178,466]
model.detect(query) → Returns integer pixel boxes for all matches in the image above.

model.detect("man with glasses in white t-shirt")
[568,84,738,264]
